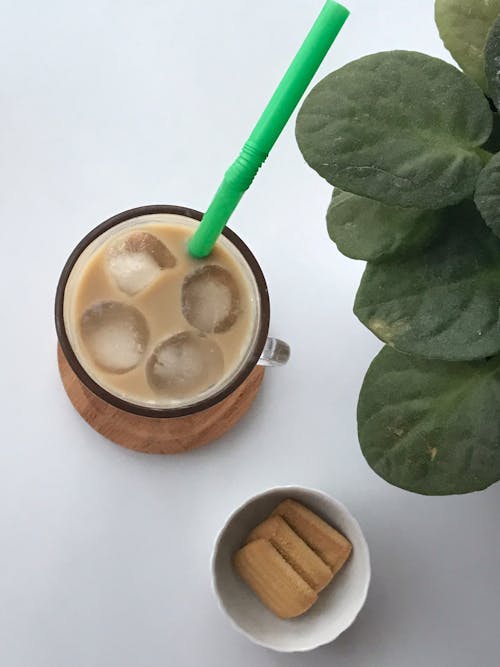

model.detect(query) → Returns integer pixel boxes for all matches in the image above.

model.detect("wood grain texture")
[57,345,265,454]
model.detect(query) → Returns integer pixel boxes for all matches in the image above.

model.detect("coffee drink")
[63,213,260,409]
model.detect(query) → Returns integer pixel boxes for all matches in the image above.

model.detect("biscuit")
[246,515,333,592]
[233,538,317,619]
[272,499,352,575]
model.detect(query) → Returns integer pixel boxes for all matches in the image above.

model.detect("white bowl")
[211,486,371,652]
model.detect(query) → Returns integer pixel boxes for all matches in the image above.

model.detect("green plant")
[295,0,500,495]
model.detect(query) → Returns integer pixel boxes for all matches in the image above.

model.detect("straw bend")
[226,142,268,190]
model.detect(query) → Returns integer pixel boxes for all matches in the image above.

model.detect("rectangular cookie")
[246,515,333,592]
[233,538,317,619]
[272,499,352,576]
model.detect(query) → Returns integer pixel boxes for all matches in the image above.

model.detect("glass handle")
[258,337,290,367]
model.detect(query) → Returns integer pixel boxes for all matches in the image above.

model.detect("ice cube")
[106,231,176,295]
[80,301,149,373]
[146,331,224,399]
[181,265,240,333]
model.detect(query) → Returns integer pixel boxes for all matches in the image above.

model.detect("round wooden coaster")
[57,345,265,454]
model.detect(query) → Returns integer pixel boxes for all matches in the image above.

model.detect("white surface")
[212,486,370,652]
[1,1,499,665]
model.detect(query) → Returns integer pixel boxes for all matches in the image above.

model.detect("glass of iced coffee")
[55,205,289,453]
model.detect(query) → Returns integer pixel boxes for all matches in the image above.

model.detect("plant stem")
[476,147,493,165]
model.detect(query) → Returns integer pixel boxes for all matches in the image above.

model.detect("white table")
[1,1,499,665]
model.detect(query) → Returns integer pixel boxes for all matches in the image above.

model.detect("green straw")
[188,0,349,258]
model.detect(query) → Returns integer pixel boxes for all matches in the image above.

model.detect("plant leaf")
[354,201,500,361]
[435,0,500,91]
[296,51,492,209]
[327,189,445,263]
[475,151,500,237]
[485,17,500,109]
[357,346,500,495]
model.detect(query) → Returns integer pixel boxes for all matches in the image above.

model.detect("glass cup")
[55,205,289,453]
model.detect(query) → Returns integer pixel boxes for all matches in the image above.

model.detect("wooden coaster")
[57,345,265,454]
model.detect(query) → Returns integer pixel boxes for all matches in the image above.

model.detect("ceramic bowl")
[211,485,371,652]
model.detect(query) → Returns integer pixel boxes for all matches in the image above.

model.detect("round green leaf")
[435,0,500,92]
[358,346,500,495]
[296,51,492,209]
[354,201,500,361]
[327,189,444,263]
[485,17,500,109]
[475,151,500,237]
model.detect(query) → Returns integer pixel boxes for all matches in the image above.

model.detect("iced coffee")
[63,213,260,408]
